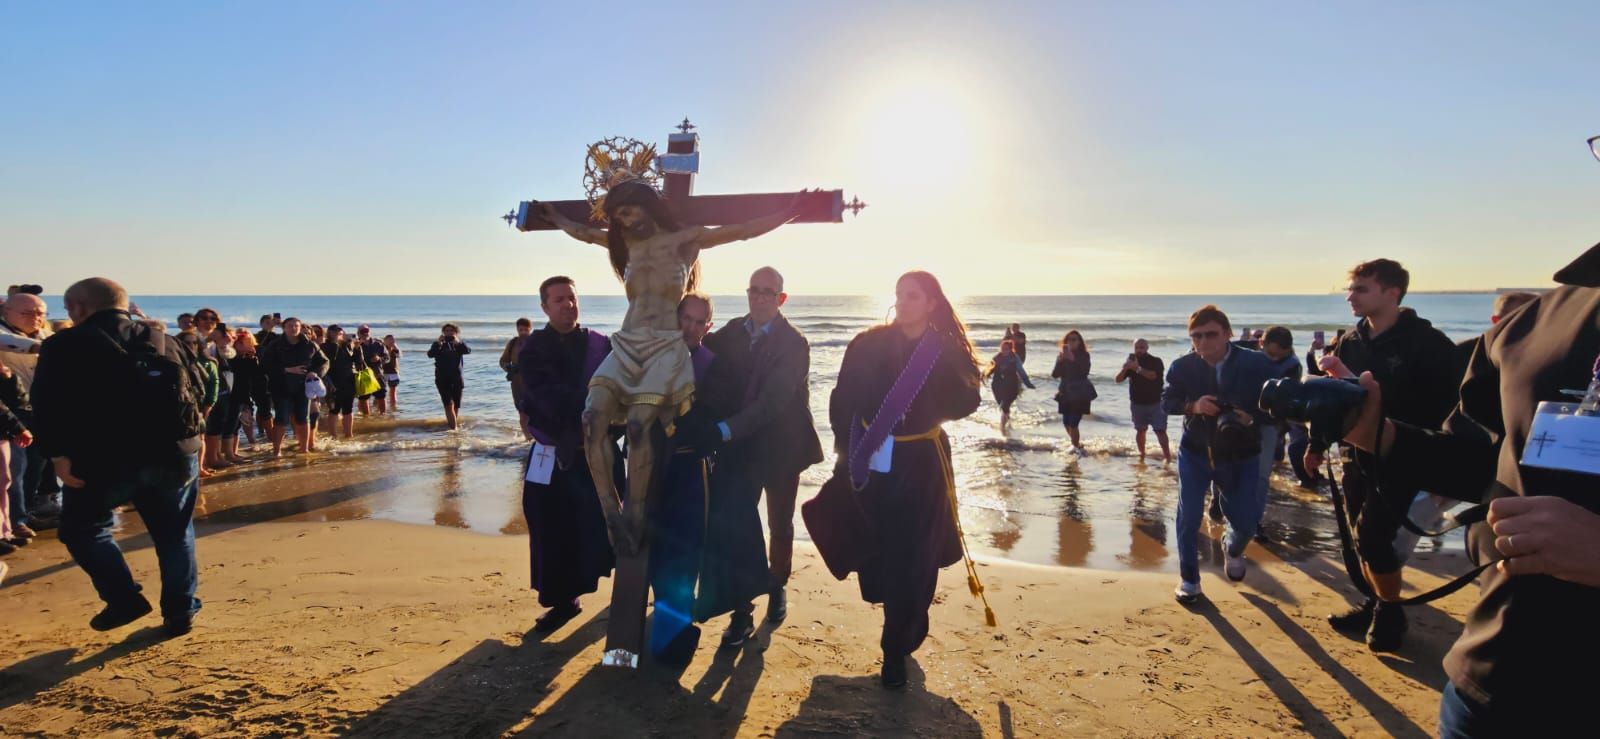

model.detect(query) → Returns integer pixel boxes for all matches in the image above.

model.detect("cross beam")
[504,118,864,231]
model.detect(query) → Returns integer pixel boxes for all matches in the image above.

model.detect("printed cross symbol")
[533,445,554,466]
[1529,430,1557,458]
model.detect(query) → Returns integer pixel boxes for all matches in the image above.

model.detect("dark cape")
[658,341,770,624]
[517,324,617,607]
[803,325,981,656]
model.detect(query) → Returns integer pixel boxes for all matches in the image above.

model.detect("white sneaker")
[1174,580,1202,604]
[1226,555,1247,582]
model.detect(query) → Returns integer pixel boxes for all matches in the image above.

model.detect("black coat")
[31,309,205,479]
[705,314,824,479]
[1383,242,1600,712]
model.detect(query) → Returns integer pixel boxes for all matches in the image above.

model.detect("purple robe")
[518,325,617,606]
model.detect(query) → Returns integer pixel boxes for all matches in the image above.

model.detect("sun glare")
[856,76,982,193]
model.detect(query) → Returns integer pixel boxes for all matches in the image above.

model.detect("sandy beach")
[1,449,1473,737]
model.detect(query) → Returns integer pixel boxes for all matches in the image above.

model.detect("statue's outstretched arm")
[692,190,810,250]
[535,201,608,246]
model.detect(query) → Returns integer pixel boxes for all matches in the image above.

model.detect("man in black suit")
[700,266,823,644]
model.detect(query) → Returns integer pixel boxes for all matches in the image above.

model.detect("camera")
[1210,401,1260,461]
[1258,376,1367,446]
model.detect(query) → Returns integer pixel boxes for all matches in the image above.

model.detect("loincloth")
[587,327,695,419]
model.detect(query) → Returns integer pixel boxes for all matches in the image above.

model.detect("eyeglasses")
[1189,330,1224,340]
[746,287,780,299]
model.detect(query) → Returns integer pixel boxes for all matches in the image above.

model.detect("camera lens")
[1258,376,1367,446]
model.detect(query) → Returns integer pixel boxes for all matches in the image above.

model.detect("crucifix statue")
[508,119,862,668]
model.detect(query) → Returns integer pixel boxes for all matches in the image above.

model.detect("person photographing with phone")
[1115,339,1170,463]
[427,323,471,430]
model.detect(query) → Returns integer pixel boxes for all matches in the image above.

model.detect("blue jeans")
[1176,446,1263,584]
[7,440,26,527]
[1254,424,1279,524]
[59,453,202,620]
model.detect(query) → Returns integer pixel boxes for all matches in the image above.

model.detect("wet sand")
[2,448,1474,736]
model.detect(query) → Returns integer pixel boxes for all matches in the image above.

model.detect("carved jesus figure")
[536,181,804,555]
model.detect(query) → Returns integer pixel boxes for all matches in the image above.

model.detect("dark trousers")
[762,473,802,590]
[59,453,202,620]
[1340,458,1414,574]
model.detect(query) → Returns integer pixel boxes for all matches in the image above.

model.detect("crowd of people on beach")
[0,284,500,585]
[0,249,1587,733]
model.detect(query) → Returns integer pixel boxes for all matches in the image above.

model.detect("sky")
[4,1,1599,297]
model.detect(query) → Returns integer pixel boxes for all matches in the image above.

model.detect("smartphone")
[1314,330,1325,344]
[273,312,282,320]
[1127,353,1137,362]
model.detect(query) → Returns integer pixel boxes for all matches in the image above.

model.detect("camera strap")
[1326,454,1494,607]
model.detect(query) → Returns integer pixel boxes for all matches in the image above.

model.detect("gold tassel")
[968,574,981,597]
[985,606,997,627]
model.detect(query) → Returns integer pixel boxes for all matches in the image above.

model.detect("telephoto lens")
[1258,376,1367,446]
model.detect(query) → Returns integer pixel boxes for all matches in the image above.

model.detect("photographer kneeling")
[1338,242,1600,735]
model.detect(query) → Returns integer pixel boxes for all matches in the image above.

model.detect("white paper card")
[1521,401,1600,477]
[525,443,556,485]
[869,436,893,473]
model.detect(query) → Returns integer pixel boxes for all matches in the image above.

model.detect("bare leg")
[444,402,458,430]
[299,421,315,453]
[376,395,387,414]
[1136,428,1148,462]
[388,385,398,410]
[1156,430,1173,463]
[583,387,629,552]
[1066,425,1082,449]
[270,421,286,456]
[358,397,370,416]
[620,403,665,546]
[341,413,354,439]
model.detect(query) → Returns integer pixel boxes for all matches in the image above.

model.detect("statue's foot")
[601,648,639,669]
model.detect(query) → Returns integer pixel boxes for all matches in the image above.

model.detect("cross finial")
[844,195,868,217]
[677,117,696,134]
[502,210,517,228]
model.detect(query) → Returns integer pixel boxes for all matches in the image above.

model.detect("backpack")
[96,327,206,453]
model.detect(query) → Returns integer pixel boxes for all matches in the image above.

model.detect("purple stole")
[690,344,714,385]
[847,331,944,490]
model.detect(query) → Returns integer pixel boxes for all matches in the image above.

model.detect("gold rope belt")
[890,426,998,628]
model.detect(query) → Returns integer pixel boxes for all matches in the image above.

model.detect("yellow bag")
[354,367,382,397]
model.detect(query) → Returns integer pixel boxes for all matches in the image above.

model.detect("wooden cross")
[503,118,865,231]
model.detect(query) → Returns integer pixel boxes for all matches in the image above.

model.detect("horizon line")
[123,289,1534,299]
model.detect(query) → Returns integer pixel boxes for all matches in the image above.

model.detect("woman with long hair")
[803,270,985,689]
[1051,330,1095,453]
[987,338,1035,431]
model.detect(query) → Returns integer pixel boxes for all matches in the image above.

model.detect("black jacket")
[1382,242,1600,711]
[31,309,204,476]
[1312,308,1459,453]
[706,314,824,479]
[259,335,328,395]
[0,369,27,438]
